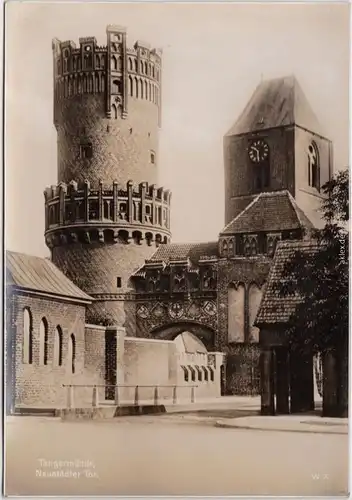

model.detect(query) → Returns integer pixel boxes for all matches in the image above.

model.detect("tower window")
[253,163,270,192]
[308,141,320,191]
[150,151,155,164]
[80,143,93,159]
[117,277,122,288]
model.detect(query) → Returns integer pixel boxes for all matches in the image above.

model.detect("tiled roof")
[225,75,326,137]
[6,250,92,303]
[255,240,319,325]
[148,242,219,264]
[220,190,314,235]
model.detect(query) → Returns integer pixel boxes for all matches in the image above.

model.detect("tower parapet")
[52,25,162,187]
[44,180,171,248]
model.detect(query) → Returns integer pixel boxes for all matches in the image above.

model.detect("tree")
[276,168,349,354]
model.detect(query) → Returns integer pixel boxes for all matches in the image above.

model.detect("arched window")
[39,317,49,366]
[150,151,155,164]
[134,77,139,98]
[145,80,148,100]
[112,55,117,71]
[96,55,101,69]
[69,334,76,374]
[87,74,93,93]
[23,307,33,364]
[149,82,152,101]
[248,283,263,343]
[228,283,245,343]
[140,79,144,99]
[112,79,121,94]
[54,326,63,366]
[95,73,100,93]
[129,75,133,96]
[112,103,118,120]
[308,141,320,191]
[128,58,133,71]
[84,53,92,69]
[134,59,138,73]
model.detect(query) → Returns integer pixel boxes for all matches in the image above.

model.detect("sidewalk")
[215,415,348,435]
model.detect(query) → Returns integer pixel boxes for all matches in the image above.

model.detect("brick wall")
[224,127,295,224]
[226,344,261,395]
[56,94,159,187]
[52,241,155,329]
[11,291,88,408]
[294,127,331,228]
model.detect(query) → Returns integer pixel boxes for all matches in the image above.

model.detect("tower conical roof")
[225,75,326,138]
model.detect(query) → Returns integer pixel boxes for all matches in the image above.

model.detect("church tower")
[44,26,171,329]
[224,75,333,228]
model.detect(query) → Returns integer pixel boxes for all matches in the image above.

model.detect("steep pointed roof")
[255,240,320,326]
[220,190,314,235]
[225,75,326,138]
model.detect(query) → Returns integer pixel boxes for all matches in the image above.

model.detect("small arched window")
[128,58,133,71]
[39,317,49,366]
[54,326,63,366]
[112,79,122,94]
[150,151,155,164]
[129,75,133,96]
[134,59,138,73]
[23,307,33,364]
[69,334,76,374]
[308,141,320,191]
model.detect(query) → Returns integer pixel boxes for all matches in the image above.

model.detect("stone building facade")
[6,27,332,409]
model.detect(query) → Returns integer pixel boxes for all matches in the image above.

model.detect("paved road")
[5,415,348,496]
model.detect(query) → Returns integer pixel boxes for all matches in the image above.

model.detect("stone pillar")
[322,347,339,417]
[290,350,314,413]
[260,347,275,415]
[275,347,289,414]
[105,326,125,401]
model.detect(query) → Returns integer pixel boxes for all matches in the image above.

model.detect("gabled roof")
[220,190,314,235]
[174,331,208,354]
[6,250,92,303]
[147,242,219,265]
[255,240,319,326]
[225,75,326,138]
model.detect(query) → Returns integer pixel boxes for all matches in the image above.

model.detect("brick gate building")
[6,26,332,410]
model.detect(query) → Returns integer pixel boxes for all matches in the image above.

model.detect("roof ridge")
[221,193,261,233]
[287,191,314,228]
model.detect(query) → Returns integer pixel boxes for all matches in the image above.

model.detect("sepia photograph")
[3,1,350,497]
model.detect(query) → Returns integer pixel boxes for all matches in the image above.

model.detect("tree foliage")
[276,168,349,354]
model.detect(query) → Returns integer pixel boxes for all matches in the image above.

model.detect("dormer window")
[308,141,320,191]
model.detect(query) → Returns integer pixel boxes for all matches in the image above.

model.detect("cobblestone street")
[5,413,348,497]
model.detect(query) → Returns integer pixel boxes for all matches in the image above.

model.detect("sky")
[5,1,350,258]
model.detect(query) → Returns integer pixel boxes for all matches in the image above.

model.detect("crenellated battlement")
[44,180,171,249]
[52,26,161,115]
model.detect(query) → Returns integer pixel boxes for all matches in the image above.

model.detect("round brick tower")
[45,25,171,330]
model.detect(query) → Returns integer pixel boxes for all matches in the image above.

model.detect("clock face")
[248,140,269,163]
